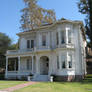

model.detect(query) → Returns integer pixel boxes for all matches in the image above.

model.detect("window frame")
[42,34,46,46]
[57,56,60,69]
[68,54,72,69]
[61,31,65,44]
[68,30,72,43]
[27,40,30,49]
[31,40,34,48]
[61,55,66,69]
[56,32,59,45]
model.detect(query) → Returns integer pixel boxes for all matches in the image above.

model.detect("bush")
[0,73,5,80]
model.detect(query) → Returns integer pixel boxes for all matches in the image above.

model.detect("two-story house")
[5,19,87,81]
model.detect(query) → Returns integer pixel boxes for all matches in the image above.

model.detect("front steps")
[32,75,50,81]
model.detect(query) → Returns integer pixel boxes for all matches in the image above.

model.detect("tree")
[0,33,11,55]
[0,33,18,69]
[8,43,18,50]
[20,0,56,31]
[78,0,92,48]
[0,32,11,68]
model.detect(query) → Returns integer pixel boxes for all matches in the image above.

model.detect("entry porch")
[5,55,52,81]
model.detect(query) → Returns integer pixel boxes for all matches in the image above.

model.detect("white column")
[36,56,40,75]
[66,52,68,69]
[14,59,16,71]
[58,31,61,46]
[32,56,34,74]
[5,57,8,78]
[47,32,50,48]
[66,28,68,44]
[18,56,20,72]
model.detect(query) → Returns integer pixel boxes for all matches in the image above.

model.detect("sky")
[0,0,85,44]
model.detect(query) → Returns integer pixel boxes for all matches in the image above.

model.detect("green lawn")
[14,75,92,92]
[0,80,27,90]
[13,82,92,92]
[0,75,92,92]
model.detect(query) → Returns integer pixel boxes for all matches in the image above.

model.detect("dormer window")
[42,35,46,46]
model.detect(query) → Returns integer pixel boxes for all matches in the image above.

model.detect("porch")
[5,55,51,81]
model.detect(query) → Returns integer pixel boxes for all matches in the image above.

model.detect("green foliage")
[20,0,56,31]
[0,32,11,55]
[8,43,18,50]
[0,32,17,69]
[78,0,92,48]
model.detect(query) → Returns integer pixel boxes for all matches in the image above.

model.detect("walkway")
[0,81,36,92]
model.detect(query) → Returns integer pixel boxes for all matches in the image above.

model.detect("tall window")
[68,30,71,43]
[62,61,66,68]
[62,55,66,69]
[61,31,65,44]
[68,54,72,68]
[31,40,34,48]
[27,40,30,49]
[56,32,59,45]
[27,59,30,70]
[42,35,46,46]
[57,56,60,69]
[8,58,18,71]
[27,59,32,70]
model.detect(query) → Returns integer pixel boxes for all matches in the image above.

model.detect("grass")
[0,75,92,92]
[13,75,92,92]
[0,80,27,90]
[13,82,92,92]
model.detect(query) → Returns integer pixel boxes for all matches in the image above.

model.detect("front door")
[40,56,49,75]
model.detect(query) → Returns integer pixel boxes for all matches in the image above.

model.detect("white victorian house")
[5,19,87,81]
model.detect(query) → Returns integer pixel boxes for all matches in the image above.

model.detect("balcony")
[6,46,51,55]
[57,43,75,49]
[6,49,34,55]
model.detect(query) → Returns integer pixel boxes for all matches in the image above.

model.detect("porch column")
[5,57,8,78]
[32,56,34,74]
[66,28,68,44]
[58,31,61,46]
[18,56,20,72]
[66,52,68,69]
[36,56,40,75]
[47,32,50,48]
